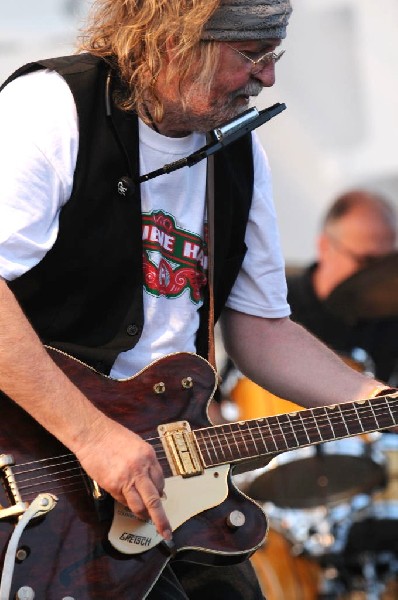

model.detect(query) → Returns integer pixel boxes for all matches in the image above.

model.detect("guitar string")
[12,396,398,477]
[12,397,398,480]
[148,397,398,459]
[9,432,391,501]
[9,398,398,498]
[194,402,398,461]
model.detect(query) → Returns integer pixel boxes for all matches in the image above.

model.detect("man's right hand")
[75,415,172,541]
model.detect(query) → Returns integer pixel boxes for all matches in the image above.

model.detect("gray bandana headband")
[202,0,292,41]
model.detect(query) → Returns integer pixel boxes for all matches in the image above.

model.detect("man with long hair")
[0,1,394,598]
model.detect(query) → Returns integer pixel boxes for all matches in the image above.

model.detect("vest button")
[127,324,139,336]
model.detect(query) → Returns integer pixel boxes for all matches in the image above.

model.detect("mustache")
[231,82,264,99]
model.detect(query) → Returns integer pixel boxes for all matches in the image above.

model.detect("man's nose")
[253,63,276,87]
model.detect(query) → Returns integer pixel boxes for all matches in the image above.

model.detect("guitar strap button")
[226,510,246,529]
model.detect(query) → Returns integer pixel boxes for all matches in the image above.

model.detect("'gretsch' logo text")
[119,532,152,547]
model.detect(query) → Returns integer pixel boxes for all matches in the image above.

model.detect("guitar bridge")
[158,421,203,477]
[0,454,28,520]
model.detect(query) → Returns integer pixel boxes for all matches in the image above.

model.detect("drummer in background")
[287,189,398,384]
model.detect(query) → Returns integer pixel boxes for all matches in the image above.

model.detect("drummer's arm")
[220,309,391,408]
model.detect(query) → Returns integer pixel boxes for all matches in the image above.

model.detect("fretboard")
[193,392,398,469]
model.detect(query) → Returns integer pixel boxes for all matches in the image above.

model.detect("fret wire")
[224,424,235,459]
[251,419,269,454]
[200,398,398,459]
[265,415,288,451]
[196,430,213,463]
[203,427,218,463]
[275,415,296,448]
[386,397,396,422]
[275,414,290,449]
[231,421,247,458]
[218,425,232,462]
[15,397,396,481]
[237,421,250,455]
[373,396,396,427]
[285,413,300,447]
[323,406,337,439]
[229,423,242,456]
[189,396,395,447]
[213,426,227,461]
[327,406,375,430]
[338,404,350,435]
[211,429,220,462]
[301,409,322,442]
[370,402,381,429]
[245,420,260,455]
[354,402,371,432]
[255,420,269,453]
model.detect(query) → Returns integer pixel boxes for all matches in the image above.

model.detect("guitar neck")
[193,392,398,470]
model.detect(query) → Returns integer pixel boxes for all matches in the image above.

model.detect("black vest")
[2,54,254,374]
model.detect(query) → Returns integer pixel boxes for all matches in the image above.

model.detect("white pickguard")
[108,464,230,554]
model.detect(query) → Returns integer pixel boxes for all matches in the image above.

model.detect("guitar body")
[0,350,268,599]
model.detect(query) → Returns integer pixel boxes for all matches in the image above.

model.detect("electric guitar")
[0,347,397,599]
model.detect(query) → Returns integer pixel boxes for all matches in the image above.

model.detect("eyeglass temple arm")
[138,102,286,184]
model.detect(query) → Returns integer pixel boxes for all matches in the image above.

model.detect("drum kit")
[236,433,398,600]
[227,254,398,599]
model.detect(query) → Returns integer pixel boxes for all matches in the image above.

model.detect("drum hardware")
[333,550,398,600]
[332,434,398,599]
[225,347,398,598]
[262,494,370,560]
[317,564,347,599]
[245,437,387,510]
[241,434,394,599]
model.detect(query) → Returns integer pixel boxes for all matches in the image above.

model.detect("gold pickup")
[158,421,203,477]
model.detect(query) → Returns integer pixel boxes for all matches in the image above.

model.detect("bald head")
[314,190,397,299]
[323,190,396,234]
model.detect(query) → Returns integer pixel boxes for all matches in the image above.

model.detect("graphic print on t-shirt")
[142,210,207,304]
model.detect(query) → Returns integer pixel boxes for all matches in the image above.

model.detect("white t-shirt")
[0,69,290,377]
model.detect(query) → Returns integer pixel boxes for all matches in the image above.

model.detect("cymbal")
[325,252,398,323]
[245,453,385,509]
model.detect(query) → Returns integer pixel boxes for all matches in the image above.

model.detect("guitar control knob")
[16,587,35,600]
[181,377,193,389]
[226,510,245,529]
[153,382,166,394]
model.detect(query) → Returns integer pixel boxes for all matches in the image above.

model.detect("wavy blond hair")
[78,0,221,122]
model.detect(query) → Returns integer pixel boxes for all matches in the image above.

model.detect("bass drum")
[250,529,321,600]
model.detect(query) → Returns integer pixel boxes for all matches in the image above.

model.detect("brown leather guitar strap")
[206,151,217,373]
